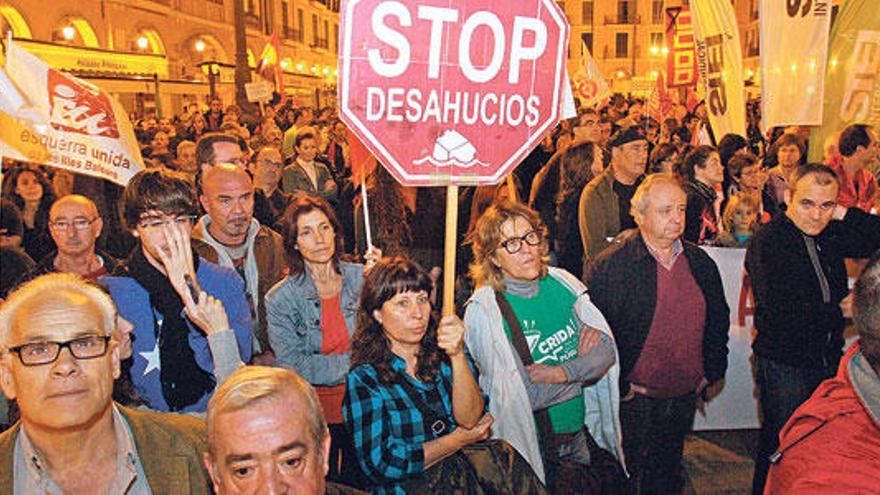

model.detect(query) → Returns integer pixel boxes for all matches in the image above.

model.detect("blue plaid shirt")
[343,353,484,494]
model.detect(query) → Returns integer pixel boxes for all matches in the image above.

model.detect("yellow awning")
[14,39,169,78]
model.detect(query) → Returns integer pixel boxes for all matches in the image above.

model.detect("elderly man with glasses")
[18,195,119,284]
[102,168,251,413]
[0,273,213,493]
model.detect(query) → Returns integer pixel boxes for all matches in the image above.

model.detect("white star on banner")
[140,342,161,376]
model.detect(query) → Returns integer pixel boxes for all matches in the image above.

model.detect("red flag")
[647,73,674,122]
[257,33,286,104]
[347,128,377,187]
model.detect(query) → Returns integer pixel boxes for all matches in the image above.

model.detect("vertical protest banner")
[808,0,880,162]
[760,0,832,128]
[666,5,699,88]
[338,0,569,314]
[0,37,144,185]
[690,0,747,139]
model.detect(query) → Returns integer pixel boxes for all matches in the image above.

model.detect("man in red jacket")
[765,252,880,493]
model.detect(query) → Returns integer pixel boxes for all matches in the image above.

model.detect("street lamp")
[195,40,206,52]
[137,36,149,50]
[62,26,75,40]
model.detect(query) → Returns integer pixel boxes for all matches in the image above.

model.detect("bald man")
[21,195,119,283]
[250,147,291,228]
[193,164,287,363]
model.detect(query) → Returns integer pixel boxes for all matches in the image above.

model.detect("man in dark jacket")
[587,173,729,494]
[746,162,880,494]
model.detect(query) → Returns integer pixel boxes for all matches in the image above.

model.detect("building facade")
[0,0,341,115]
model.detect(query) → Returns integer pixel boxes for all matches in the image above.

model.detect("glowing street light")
[137,36,149,50]
[194,40,206,52]
[62,26,75,40]
[650,45,659,55]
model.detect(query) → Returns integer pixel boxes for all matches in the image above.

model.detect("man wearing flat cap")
[578,126,648,276]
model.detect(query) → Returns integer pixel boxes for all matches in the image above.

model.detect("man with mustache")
[193,164,287,364]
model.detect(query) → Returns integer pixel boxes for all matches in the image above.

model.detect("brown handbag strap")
[493,290,559,465]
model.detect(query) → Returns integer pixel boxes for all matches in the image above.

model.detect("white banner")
[0,37,143,185]
[760,0,832,128]
[690,0,747,139]
[572,45,609,109]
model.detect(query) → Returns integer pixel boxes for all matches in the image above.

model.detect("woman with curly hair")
[344,257,543,494]
[2,164,56,262]
[463,200,625,493]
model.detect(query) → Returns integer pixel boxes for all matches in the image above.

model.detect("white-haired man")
[0,273,211,493]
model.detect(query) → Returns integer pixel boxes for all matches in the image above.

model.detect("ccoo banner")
[760,0,832,128]
[808,0,880,162]
[0,37,144,185]
[665,5,699,88]
[690,0,747,139]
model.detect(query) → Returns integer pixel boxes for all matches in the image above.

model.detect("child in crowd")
[716,192,760,247]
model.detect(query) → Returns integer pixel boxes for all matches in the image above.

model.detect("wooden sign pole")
[442,184,459,317]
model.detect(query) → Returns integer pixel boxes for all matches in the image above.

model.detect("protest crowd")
[3,38,880,495]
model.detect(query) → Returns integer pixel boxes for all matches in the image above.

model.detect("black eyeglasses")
[7,335,112,366]
[498,230,542,254]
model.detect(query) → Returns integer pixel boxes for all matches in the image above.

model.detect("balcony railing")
[604,14,641,25]
[311,38,329,50]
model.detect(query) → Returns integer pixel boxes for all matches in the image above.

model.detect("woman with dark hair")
[2,164,56,262]
[555,140,604,280]
[764,133,807,216]
[344,256,544,494]
[265,194,378,488]
[678,145,724,245]
[649,142,680,174]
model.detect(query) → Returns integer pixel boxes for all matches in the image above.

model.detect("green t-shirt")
[502,276,584,434]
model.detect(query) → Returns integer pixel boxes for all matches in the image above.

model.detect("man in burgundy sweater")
[586,173,729,494]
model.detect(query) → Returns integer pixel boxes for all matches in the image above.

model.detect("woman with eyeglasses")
[101,169,252,413]
[463,200,626,493]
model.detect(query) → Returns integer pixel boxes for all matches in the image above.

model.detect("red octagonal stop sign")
[339,0,570,186]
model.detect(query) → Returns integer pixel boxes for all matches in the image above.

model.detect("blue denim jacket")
[265,261,364,386]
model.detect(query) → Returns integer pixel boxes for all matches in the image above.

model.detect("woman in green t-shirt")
[464,200,626,493]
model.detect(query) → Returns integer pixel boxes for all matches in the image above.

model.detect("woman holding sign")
[343,256,544,494]
[464,200,626,493]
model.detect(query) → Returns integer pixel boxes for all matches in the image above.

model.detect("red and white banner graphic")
[0,38,144,185]
[666,5,699,88]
